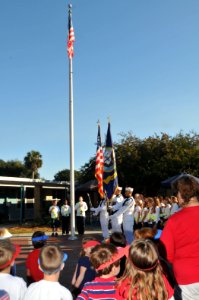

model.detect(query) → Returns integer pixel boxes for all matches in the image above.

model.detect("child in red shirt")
[26,231,48,285]
[116,239,174,300]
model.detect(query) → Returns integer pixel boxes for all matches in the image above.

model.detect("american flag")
[67,5,75,59]
[95,123,104,199]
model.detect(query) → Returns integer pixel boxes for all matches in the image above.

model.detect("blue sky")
[1,0,199,180]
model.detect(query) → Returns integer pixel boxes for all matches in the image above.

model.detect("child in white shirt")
[0,240,27,300]
[23,244,72,300]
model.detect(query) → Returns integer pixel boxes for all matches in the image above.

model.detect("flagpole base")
[68,235,78,240]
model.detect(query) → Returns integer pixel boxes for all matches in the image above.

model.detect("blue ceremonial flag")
[103,122,118,200]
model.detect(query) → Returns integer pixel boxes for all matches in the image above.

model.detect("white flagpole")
[68,4,77,240]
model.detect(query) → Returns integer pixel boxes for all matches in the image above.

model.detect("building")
[0,176,69,222]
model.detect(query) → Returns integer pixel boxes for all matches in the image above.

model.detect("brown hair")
[90,243,119,276]
[172,175,199,204]
[117,239,168,300]
[109,232,126,247]
[39,244,64,274]
[170,196,178,204]
[147,197,156,214]
[134,227,157,240]
[0,240,15,271]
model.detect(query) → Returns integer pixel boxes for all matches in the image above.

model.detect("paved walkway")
[12,229,102,291]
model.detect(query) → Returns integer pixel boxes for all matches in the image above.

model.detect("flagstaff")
[67,3,76,240]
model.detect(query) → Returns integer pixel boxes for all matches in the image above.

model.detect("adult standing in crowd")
[61,200,71,235]
[160,175,199,300]
[49,200,60,236]
[110,187,135,244]
[75,196,88,235]
[109,187,124,233]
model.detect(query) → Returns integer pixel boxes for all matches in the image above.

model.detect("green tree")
[0,159,26,177]
[78,131,199,195]
[24,151,43,179]
[78,157,96,184]
[54,168,80,181]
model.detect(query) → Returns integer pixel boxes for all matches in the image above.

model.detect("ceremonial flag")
[103,122,118,200]
[67,5,75,59]
[95,123,104,198]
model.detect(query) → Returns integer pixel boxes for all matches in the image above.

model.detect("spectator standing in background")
[170,196,180,215]
[61,200,71,235]
[49,200,60,236]
[75,197,88,235]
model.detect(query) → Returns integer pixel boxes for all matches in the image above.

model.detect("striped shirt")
[77,276,117,300]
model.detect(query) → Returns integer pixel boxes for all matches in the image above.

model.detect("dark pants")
[51,218,59,229]
[134,222,142,230]
[76,216,85,234]
[62,216,70,234]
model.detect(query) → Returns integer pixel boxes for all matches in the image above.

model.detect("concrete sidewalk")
[12,229,102,291]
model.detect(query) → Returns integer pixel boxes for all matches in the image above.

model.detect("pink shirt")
[160,206,199,285]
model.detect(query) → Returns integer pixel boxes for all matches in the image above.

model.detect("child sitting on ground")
[0,240,27,300]
[116,239,174,300]
[109,232,127,278]
[0,227,16,276]
[77,243,126,300]
[26,231,48,285]
[23,244,72,300]
[71,238,100,297]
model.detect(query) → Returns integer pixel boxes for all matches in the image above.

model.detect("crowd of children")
[0,228,72,300]
[0,225,176,300]
[1,174,199,300]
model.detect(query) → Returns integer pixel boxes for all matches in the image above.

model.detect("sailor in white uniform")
[109,187,135,244]
[90,199,109,239]
[109,187,124,233]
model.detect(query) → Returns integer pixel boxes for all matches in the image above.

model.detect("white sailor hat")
[117,186,122,191]
[125,187,134,193]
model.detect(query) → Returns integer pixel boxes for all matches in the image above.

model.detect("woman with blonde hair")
[116,239,174,300]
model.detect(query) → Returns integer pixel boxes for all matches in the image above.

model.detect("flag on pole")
[95,123,104,199]
[67,4,75,59]
[103,122,118,200]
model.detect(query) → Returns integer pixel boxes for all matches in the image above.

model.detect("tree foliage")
[0,160,26,177]
[78,131,199,195]
[54,169,80,181]
[0,150,43,179]
[24,151,43,179]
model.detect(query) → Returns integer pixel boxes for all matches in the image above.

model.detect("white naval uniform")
[91,199,109,239]
[110,194,124,233]
[110,196,135,244]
